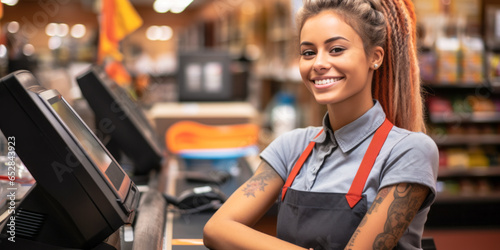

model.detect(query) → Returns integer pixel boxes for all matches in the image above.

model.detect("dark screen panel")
[47,95,127,200]
[105,162,126,191]
[77,66,164,176]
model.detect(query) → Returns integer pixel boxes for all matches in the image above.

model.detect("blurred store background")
[0,0,499,249]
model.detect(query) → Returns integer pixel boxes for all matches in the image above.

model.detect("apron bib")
[277,119,393,250]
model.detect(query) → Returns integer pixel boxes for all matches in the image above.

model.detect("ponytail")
[373,0,425,132]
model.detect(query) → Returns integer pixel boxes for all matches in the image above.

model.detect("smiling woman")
[203,1,439,249]
[298,11,383,129]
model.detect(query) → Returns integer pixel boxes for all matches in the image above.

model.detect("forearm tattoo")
[367,188,390,216]
[346,184,427,250]
[242,164,279,198]
[346,188,390,248]
[372,183,427,250]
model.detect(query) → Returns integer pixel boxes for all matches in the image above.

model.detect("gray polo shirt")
[260,100,439,249]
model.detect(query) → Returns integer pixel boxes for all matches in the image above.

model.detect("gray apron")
[277,119,393,250]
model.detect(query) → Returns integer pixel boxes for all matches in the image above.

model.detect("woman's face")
[299,11,376,106]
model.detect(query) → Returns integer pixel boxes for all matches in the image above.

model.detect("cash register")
[76,65,164,181]
[0,71,166,250]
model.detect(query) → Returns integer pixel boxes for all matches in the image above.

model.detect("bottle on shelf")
[269,91,299,138]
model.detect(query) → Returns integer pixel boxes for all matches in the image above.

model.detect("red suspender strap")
[281,129,323,201]
[345,118,393,208]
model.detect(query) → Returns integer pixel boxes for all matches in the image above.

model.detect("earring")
[374,64,379,69]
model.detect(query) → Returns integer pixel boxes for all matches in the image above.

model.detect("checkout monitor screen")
[77,66,163,176]
[46,92,128,200]
[108,82,156,143]
[0,71,139,249]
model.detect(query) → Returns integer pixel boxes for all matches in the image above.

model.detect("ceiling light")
[46,23,58,37]
[153,0,172,13]
[2,0,19,6]
[23,44,35,57]
[48,36,62,50]
[70,24,86,38]
[7,21,20,33]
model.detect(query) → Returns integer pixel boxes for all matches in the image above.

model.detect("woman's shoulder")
[276,126,324,142]
[261,126,324,177]
[266,126,324,152]
[390,126,436,142]
[388,126,439,158]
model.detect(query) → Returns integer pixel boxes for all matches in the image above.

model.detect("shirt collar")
[313,100,386,153]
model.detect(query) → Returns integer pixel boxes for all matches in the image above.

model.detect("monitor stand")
[0,187,167,250]
[0,184,124,250]
[0,229,122,250]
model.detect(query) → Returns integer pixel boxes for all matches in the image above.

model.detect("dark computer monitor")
[177,50,233,102]
[76,66,164,177]
[0,71,140,249]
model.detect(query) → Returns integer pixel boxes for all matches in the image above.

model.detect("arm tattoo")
[347,229,361,249]
[367,188,390,215]
[242,164,279,198]
[372,183,428,250]
[347,187,390,247]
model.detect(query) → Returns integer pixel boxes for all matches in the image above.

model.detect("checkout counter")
[123,154,258,250]
[0,68,263,249]
[160,156,258,250]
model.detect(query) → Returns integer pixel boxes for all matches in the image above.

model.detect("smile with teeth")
[314,78,343,85]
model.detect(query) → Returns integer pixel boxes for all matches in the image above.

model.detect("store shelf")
[424,82,488,89]
[430,134,500,145]
[490,81,500,93]
[438,167,500,178]
[424,81,500,93]
[429,112,500,123]
[435,192,500,203]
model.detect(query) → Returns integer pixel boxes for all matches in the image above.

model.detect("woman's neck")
[327,97,374,131]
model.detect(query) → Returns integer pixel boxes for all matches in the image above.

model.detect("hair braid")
[376,0,424,132]
[374,0,398,125]
[400,0,422,131]
[401,0,425,132]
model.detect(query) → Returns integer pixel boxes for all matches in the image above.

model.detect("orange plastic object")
[166,121,259,154]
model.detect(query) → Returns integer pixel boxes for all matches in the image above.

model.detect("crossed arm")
[203,161,305,249]
[203,161,429,250]
[346,182,429,249]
